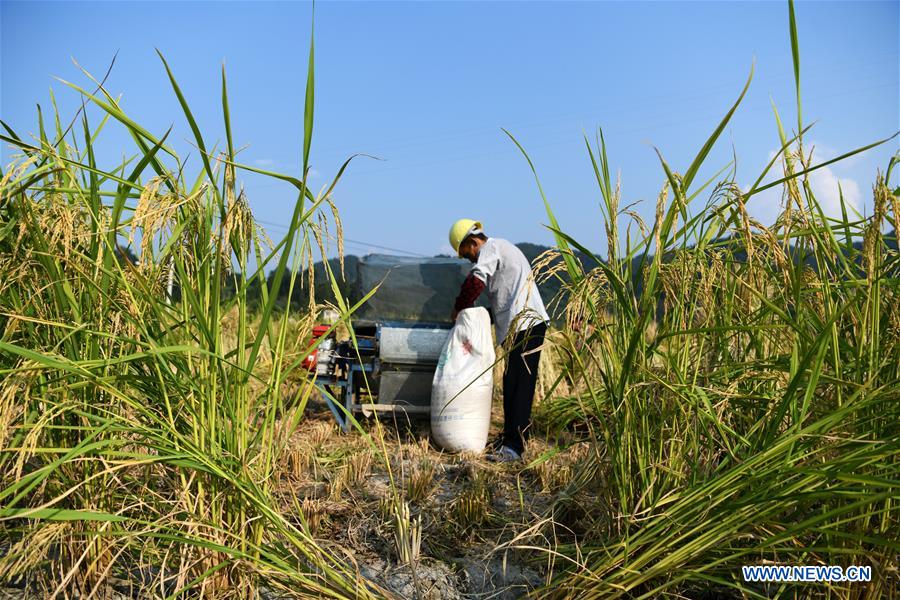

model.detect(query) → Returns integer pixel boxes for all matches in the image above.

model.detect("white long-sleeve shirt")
[470,238,549,343]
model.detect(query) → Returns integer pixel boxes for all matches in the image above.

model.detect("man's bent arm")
[454,273,485,313]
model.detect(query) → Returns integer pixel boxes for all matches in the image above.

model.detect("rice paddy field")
[1,2,898,598]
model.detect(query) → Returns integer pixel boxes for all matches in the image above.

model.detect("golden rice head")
[625,209,649,240]
[532,248,569,286]
[779,179,794,238]
[653,183,669,254]
[0,362,35,457]
[658,250,689,329]
[889,175,900,236]
[220,187,255,264]
[734,188,755,268]
[132,177,209,274]
[758,222,791,290]
[224,158,236,209]
[606,175,621,263]
[312,212,327,257]
[0,247,38,305]
[800,266,825,320]
[862,175,889,282]
[785,147,811,229]
[886,289,900,348]
[0,155,40,207]
[535,330,569,400]
[14,394,71,481]
[31,194,92,264]
[698,250,725,326]
[327,197,345,280]
[532,248,576,322]
[129,176,167,261]
[564,266,609,336]
[306,242,316,312]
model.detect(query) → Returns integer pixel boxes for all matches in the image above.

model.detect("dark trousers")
[502,322,546,455]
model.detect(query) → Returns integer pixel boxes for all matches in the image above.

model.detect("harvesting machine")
[301,254,485,431]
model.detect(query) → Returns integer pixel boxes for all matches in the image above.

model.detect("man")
[448,218,549,462]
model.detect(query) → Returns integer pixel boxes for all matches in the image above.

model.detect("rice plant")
[0,27,386,599]
[506,2,899,598]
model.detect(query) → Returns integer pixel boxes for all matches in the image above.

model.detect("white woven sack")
[431,307,495,452]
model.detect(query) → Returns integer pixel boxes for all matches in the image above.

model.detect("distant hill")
[247,229,897,319]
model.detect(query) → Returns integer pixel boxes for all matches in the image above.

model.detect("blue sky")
[2,1,897,260]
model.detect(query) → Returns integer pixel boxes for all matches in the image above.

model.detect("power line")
[255,219,429,257]
[341,239,429,257]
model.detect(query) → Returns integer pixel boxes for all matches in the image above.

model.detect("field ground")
[274,398,549,600]
[1,387,597,599]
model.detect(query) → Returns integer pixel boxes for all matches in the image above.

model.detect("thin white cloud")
[253,158,275,167]
[745,143,862,226]
[809,165,861,218]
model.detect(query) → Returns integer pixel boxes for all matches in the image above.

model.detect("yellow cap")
[449,218,483,256]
